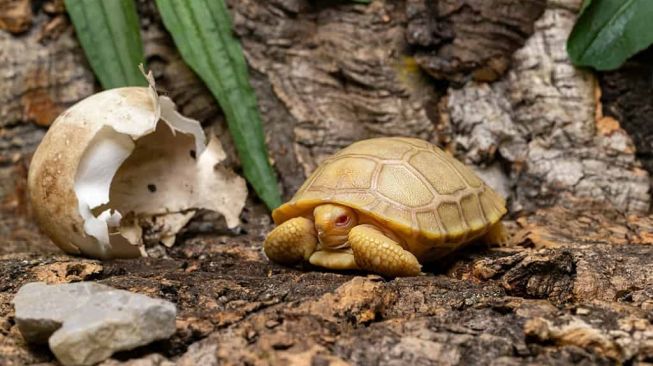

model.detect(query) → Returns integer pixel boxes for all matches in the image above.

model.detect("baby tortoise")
[264,137,508,277]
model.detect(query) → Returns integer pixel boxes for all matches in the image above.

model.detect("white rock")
[13,282,176,366]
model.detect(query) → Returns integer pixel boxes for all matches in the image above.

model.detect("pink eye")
[335,215,349,226]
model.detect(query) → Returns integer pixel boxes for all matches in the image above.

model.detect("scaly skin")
[264,205,424,277]
[349,224,422,277]
[263,217,317,265]
[483,221,510,246]
[309,249,359,270]
[263,209,505,277]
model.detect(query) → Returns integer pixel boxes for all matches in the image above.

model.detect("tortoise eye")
[335,215,349,226]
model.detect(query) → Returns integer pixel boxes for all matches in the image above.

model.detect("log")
[443,0,650,214]
[1,201,652,364]
[405,0,546,83]
[599,47,653,178]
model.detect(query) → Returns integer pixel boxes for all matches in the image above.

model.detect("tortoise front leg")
[264,217,318,265]
[349,224,421,277]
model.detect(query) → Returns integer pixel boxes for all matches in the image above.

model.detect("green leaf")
[65,0,147,88]
[155,0,282,210]
[567,0,653,71]
[579,0,593,13]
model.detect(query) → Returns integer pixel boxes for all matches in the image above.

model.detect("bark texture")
[0,10,95,257]
[229,0,440,197]
[406,0,546,83]
[444,0,651,214]
[599,47,653,186]
[0,0,651,230]
[1,201,652,365]
[0,0,32,33]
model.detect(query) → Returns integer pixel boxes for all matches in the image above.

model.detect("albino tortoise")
[264,137,508,277]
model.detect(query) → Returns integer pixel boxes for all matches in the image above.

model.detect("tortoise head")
[313,204,358,249]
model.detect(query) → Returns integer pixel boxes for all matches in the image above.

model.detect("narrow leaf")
[65,0,146,88]
[567,0,653,70]
[155,0,282,210]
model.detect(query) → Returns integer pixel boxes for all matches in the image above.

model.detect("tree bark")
[599,47,653,185]
[406,0,546,83]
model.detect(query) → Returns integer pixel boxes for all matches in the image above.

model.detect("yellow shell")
[272,137,507,260]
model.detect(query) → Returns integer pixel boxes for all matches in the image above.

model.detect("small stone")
[576,308,590,315]
[98,353,174,366]
[12,282,177,366]
[642,300,653,312]
[265,319,280,329]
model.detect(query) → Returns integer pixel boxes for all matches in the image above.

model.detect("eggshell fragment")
[27,71,248,259]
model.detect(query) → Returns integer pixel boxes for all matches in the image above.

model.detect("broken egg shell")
[28,87,154,259]
[28,78,248,259]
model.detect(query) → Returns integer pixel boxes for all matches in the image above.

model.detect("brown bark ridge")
[444,0,651,214]
[0,0,650,236]
[0,0,32,34]
[228,0,440,198]
[599,47,653,190]
[1,200,652,365]
[406,0,546,83]
[0,10,95,258]
[225,0,651,212]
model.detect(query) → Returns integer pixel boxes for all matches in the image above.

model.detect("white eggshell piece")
[28,71,248,259]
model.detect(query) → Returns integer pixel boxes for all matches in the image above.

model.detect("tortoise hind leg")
[264,217,318,265]
[349,224,421,277]
[482,221,510,247]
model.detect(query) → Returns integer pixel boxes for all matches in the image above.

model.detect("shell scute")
[416,211,442,237]
[376,201,413,232]
[436,202,465,240]
[460,194,486,232]
[448,156,484,188]
[377,164,433,207]
[479,190,504,223]
[409,151,467,195]
[310,157,376,190]
[339,138,414,160]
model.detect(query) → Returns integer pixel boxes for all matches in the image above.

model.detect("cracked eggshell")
[27,73,248,259]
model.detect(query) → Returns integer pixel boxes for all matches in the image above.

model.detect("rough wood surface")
[0,0,651,227]
[444,0,651,214]
[0,12,95,259]
[225,0,651,212]
[228,0,439,197]
[0,0,32,33]
[1,201,652,365]
[406,0,546,83]
[599,47,653,182]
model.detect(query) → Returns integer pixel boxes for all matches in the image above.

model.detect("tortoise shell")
[272,137,507,259]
